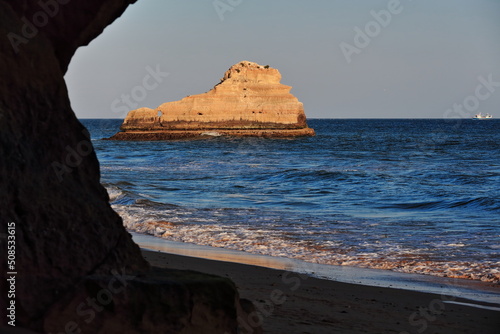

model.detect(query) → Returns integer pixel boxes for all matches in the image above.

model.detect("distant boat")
[473,113,493,120]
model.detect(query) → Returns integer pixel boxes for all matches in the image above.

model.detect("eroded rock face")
[43,269,240,334]
[0,1,149,329]
[118,107,159,130]
[112,61,315,139]
[0,1,247,332]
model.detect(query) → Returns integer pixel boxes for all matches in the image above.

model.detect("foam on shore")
[131,232,500,307]
[106,184,500,284]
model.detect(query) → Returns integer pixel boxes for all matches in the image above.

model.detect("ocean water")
[82,119,500,283]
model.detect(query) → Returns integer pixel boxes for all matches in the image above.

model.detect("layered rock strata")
[0,1,254,333]
[110,61,315,139]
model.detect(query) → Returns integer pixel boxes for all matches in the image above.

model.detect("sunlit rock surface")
[111,61,315,139]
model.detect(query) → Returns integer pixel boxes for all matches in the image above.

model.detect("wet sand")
[142,249,500,334]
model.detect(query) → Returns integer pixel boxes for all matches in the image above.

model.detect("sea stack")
[109,61,315,140]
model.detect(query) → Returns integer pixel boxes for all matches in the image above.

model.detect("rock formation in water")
[0,1,256,333]
[110,61,315,139]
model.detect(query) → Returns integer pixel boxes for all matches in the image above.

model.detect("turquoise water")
[83,119,500,282]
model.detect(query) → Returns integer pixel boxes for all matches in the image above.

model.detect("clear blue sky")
[66,0,500,119]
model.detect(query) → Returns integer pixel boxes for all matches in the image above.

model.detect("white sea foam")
[444,243,466,247]
[201,131,222,137]
[105,185,124,202]
[90,119,500,285]
[113,202,500,283]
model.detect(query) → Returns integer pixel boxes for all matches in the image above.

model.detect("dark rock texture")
[0,1,249,332]
[43,269,240,334]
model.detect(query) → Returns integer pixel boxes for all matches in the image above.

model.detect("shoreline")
[141,248,500,333]
[132,232,500,306]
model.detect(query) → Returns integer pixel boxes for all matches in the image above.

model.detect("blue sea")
[82,119,500,282]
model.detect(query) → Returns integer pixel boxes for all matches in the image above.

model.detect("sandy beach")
[142,249,499,334]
